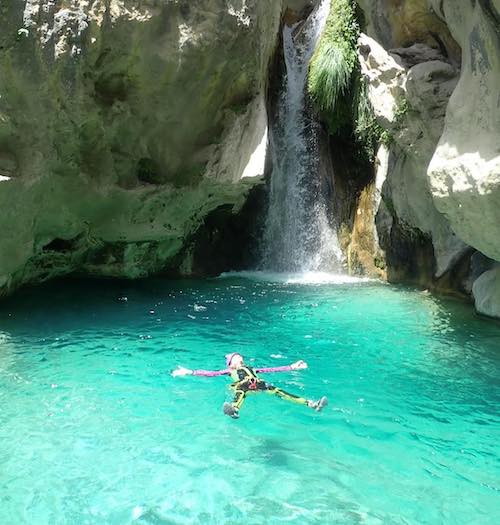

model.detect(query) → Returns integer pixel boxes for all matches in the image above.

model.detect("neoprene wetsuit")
[191,364,309,412]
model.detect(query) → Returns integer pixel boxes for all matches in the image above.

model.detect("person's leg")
[264,383,328,411]
[265,384,308,405]
[232,388,246,410]
[223,387,246,418]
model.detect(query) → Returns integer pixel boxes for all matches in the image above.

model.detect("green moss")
[0,119,15,151]
[172,163,206,188]
[137,157,162,185]
[374,255,386,270]
[229,104,248,115]
[352,76,384,161]
[380,129,394,146]
[394,97,410,125]
[79,115,108,168]
[383,195,396,216]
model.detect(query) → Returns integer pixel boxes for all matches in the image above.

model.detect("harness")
[232,366,260,390]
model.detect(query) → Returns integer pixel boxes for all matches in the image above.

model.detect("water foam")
[218,270,374,285]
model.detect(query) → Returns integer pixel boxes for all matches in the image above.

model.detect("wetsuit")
[192,364,309,412]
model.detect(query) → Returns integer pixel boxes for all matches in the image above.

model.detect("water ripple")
[0,277,499,524]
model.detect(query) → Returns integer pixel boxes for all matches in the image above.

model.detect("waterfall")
[262,0,343,273]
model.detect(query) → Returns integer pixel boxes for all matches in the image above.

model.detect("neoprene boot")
[223,402,240,419]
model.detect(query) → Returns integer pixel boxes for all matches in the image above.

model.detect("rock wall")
[427,0,500,262]
[358,34,468,277]
[355,0,500,318]
[3,0,500,321]
[0,0,283,295]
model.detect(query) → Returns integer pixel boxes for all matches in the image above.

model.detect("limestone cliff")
[0,0,282,295]
[3,0,500,321]
[355,0,500,318]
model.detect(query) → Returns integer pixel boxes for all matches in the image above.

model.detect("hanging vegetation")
[307,0,383,161]
[308,0,358,120]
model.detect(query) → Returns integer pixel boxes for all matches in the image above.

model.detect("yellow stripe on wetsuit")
[228,366,308,410]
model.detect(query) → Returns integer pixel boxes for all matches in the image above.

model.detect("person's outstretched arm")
[172,366,230,377]
[255,360,308,373]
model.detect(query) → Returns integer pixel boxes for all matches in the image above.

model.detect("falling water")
[262,0,343,272]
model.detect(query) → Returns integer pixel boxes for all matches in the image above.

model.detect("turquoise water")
[0,273,499,525]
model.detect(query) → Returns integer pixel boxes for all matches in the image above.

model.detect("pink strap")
[192,369,230,377]
[254,365,293,374]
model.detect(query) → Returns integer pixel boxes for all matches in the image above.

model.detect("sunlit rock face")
[357,33,467,279]
[0,1,283,295]
[356,0,500,318]
[427,0,500,263]
[356,0,461,62]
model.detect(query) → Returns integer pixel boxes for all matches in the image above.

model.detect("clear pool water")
[0,274,499,524]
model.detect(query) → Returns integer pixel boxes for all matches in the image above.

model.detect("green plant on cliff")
[308,0,385,161]
[393,97,410,125]
[308,0,359,132]
[352,75,388,158]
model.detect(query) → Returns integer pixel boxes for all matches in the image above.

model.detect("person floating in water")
[172,352,328,419]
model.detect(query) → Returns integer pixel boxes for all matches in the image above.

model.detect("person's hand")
[172,366,193,377]
[291,360,308,370]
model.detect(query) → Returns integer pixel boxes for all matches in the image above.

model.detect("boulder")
[472,265,500,319]
[427,0,500,263]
